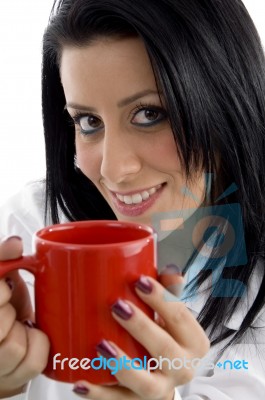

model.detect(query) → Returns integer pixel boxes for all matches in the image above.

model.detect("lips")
[109,184,165,217]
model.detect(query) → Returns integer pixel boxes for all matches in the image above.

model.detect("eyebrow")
[66,89,161,112]
[117,89,160,107]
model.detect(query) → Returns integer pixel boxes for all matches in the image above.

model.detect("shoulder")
[0,180,46,225]
[0,180,46,254]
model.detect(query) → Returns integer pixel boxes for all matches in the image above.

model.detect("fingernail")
[160,264,182,275]
[5,277,14,291]
[1,236,22,244]
[111,299,134,320]
[23,320,36,328]
[73,383,90,395]
[96,339,118,359]
[135,275,153,294]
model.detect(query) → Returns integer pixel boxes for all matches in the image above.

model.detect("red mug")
[0,220,157,384]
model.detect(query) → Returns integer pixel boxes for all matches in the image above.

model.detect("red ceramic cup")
[0,220,157,384]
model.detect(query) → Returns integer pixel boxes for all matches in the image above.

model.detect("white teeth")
[116,194,124,201]
[148,187,156,195]
[115,185,162,205]
[124,196,133,205]
[142,191,150,200]
[132,194,143,204]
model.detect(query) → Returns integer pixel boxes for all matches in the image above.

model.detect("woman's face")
[61,37,205,226]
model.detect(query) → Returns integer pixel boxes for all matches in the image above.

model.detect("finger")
[8,272,34,322]
[0,237,23,260]
[159,264,185,298]
[0,321,27,376]
[95,340,172,399]
[110,299,197,384]
[0,279,13,305]
[0,303,16,342]
[0,272,34,323]
[111,299,188,368]
[73,380,136,400]
[7,326,50,387]
[135,276,210,357]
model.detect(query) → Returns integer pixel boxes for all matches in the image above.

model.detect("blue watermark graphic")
[152,174,247,299]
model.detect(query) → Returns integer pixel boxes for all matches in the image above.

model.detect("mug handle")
[0,256,38,277]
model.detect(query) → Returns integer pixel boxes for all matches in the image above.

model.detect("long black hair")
[42,0,265,349]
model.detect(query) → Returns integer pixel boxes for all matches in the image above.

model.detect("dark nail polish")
[135,276,153,294]
[5,277,14,291]
[1,236,22,244]
[111,299,133,320]
[96,339,118,359]
[160,264,182,275]
[24,320,36,328]
[73,384,89,395]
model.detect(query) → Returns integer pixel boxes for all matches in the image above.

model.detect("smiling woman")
[0,1,265,400]
[61,39,205,225]
[0,0,264,206]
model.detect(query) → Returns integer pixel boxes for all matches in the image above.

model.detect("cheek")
[75,137,102,182]
[150,130,182,171]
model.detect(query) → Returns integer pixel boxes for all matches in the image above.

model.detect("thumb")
[0,236,23,260]
[0,236,34,322]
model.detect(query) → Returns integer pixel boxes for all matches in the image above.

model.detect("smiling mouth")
[114,184,163,205]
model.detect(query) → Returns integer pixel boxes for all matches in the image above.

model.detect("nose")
[100,129,142,184]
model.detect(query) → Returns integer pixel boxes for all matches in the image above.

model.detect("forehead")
[60,37,158,102]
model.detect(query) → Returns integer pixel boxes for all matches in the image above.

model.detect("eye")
[72,113,104,135]
[131,106,167,127]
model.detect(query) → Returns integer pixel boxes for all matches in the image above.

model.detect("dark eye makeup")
[70,103,167,136]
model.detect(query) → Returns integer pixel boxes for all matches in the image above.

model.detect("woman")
[0,0,264,399]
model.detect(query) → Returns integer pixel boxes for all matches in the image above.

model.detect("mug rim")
[35,220,154,248]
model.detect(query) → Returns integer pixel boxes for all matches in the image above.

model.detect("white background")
[0,0,264,205]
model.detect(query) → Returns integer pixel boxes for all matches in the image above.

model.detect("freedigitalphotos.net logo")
[152,174,248,299]
[52,353,249,375]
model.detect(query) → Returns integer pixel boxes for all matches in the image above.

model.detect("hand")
[72,275,210,400]
[0,236,50,398]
